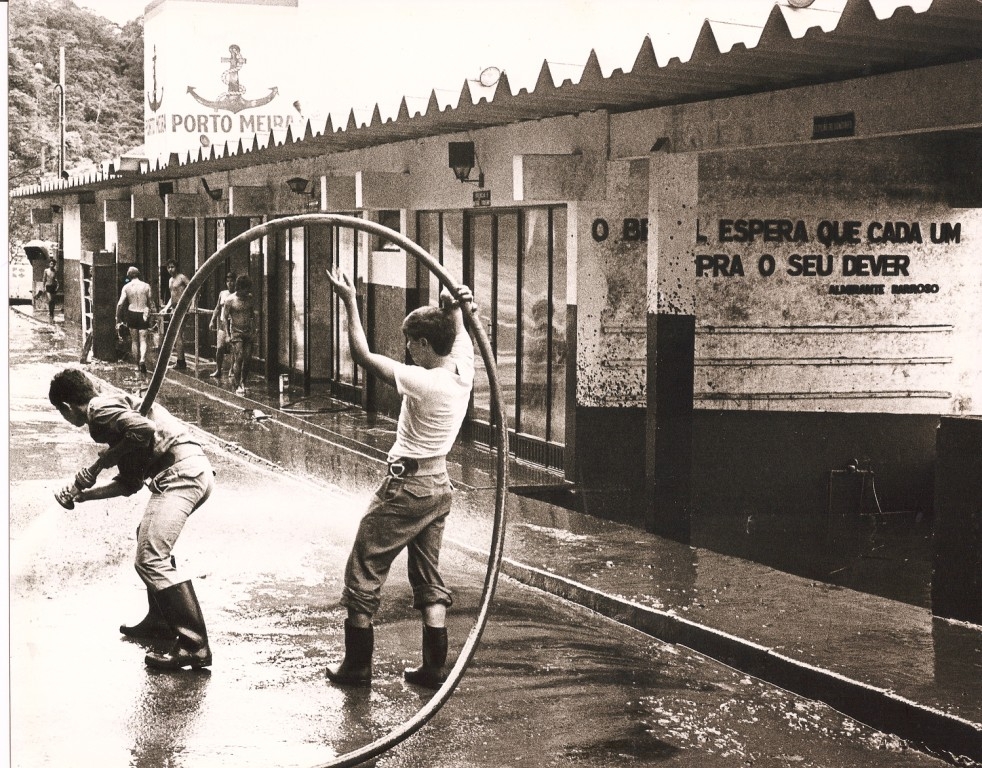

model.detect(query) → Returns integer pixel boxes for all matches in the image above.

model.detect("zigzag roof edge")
[9,2,966,195]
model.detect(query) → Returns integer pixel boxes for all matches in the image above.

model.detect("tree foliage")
[8,0,144,245]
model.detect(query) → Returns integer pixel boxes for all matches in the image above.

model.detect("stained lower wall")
[932,416,982,623]
[573,406,646,528]
[572,405,938,529]
[691,410,938,520]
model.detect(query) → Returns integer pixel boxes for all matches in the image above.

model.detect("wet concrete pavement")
[7,307,981,766]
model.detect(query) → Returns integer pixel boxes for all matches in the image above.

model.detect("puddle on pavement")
[694,511,933,608]
[512,481,933,609]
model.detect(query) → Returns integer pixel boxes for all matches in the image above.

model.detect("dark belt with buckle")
[387,458,419,478]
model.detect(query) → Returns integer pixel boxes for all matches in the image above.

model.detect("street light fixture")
[35,48,68,180]
[448,141,484,187]
[33,62,47,176]
[55,46,67,180]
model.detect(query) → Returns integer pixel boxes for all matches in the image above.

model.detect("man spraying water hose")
[325,269,475,690]
[49,367,216,670]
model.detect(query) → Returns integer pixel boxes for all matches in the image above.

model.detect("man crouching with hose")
[324,269,475,690]
[49,367,215,670]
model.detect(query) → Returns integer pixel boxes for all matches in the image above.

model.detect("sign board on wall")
[691,208,980,414]
[693,214,962,313]
[143,0,302,167]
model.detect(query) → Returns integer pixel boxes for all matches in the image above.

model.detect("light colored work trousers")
[135,455,213,590]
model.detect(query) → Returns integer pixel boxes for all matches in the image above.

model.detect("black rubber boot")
[144,580,212,670]
[120,587,174,641]
[325,620,373,686]
[403,625,448,690]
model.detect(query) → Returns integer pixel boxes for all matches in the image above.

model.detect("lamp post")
[33,62,46,176]
[55,46,66,179]
[34,47,67,180]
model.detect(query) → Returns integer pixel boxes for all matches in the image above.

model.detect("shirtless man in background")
[116,266,155,375]
[162,260,190,370]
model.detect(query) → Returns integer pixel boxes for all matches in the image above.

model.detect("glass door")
[519,207,566,447]
[330,213,364,399]
[464,206,567,469]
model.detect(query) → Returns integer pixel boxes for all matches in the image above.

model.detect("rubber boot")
[144,580,212,670]
[403,625,448,690]
[325,620,373,686]
[120,587,173,641]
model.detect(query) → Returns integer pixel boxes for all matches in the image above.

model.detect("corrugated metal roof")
[12,0,981,199]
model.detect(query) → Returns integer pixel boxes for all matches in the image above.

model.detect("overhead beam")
[164,192,215,218]
[132,193,164,219]
[228,185,272,216]
[355,171,412,209]
[611,61,982,158]
[513,153,589,202]
[326,174,357,210]
[103,199,131,222]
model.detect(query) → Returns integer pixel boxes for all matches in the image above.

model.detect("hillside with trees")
[8,0,144,245]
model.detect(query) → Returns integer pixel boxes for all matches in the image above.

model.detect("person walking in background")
[41,257,59,321]
[162,260,190,370]
[324,268,475,690]
[116,266,155,376]
[48,367,215,670]
[223,274,257,396]
[209,272,236,381]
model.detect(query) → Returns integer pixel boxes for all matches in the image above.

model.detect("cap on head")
[127,266,140,279]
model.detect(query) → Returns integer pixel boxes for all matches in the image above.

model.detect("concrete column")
[573,161,649,527]
[932,416,982,624]
[645,153,698,542]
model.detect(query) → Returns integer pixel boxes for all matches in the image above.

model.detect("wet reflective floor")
[9,466,951,768]
[7,309,975,767]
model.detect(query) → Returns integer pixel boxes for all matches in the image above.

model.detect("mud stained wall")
[575,159,650,408]
[691,410,938,523]
[694,134,982,416]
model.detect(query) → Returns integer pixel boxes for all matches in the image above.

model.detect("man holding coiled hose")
[324,269,475,690]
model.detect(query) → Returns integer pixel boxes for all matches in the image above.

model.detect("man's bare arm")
[326,269,398,386]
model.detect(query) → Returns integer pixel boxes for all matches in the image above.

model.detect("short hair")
[225,272,237,282]
[49,368,98,408]
[402,306,456,356]
[126,266,140,279]
[166,260,177,268]
[235,274,252,292]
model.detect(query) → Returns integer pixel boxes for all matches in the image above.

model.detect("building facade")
[14,0,982,563]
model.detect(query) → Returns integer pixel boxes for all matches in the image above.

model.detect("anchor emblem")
[187,44,278,114]
[147,46,163,112]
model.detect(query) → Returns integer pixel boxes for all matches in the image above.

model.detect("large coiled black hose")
[139,214,508,766]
